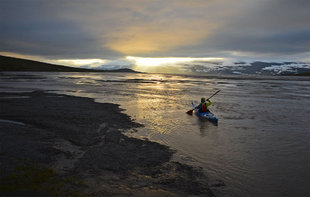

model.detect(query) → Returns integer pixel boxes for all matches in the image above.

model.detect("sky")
[1,0,310,72]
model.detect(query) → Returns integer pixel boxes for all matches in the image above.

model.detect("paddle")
[186,90,221,115]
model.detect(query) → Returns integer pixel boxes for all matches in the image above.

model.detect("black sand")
[0,91,214,196]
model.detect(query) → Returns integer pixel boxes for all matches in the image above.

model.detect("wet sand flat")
[0,91,214,196]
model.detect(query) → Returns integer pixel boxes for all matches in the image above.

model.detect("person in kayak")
[196,97,212,113]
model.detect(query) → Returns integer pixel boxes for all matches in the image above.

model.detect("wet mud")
[0,91,214,196]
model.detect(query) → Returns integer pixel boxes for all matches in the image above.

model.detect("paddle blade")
[186,109,194,115]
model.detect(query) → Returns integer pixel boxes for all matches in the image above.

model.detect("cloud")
[202,0,310,56]
[0,0,309,63]
[0,0,120,58]
[105,21,212,55]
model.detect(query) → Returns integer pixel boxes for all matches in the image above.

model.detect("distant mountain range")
[1,55,309,76]
[188,61,310,76]
[0,55,139,73]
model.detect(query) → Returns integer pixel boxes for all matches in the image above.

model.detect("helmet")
[201,97,206,103]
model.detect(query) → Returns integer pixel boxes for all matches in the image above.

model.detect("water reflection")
[124,74,185,135]
[1,72,310,197]
[198,119,214,137]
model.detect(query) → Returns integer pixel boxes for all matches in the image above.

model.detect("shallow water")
[1,72,310,197]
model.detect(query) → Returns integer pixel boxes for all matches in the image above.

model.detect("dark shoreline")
[0,91,215,196]
[0,55,139,73]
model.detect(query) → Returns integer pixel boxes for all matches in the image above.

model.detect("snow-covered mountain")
[187,61,310,76]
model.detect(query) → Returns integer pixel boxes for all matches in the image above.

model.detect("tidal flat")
[0,91,215,197]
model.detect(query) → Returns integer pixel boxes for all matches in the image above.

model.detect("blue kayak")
[192,103,218,125]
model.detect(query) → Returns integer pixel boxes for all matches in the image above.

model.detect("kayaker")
[195,97,212,113]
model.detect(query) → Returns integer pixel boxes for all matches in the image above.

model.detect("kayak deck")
[192,103,218,125]
[194,109,218,125]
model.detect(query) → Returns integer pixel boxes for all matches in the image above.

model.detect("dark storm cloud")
[0,21,100,58]
[0,0,309,60]
[200,0,310,57]
[206,28,310,55]
[0,0,119,58]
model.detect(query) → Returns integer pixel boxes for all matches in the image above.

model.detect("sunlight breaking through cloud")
[105,21,213,55]
[126,56,225,73]
[57,59,106,67]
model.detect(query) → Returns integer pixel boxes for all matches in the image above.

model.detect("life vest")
[199,102,208,113]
